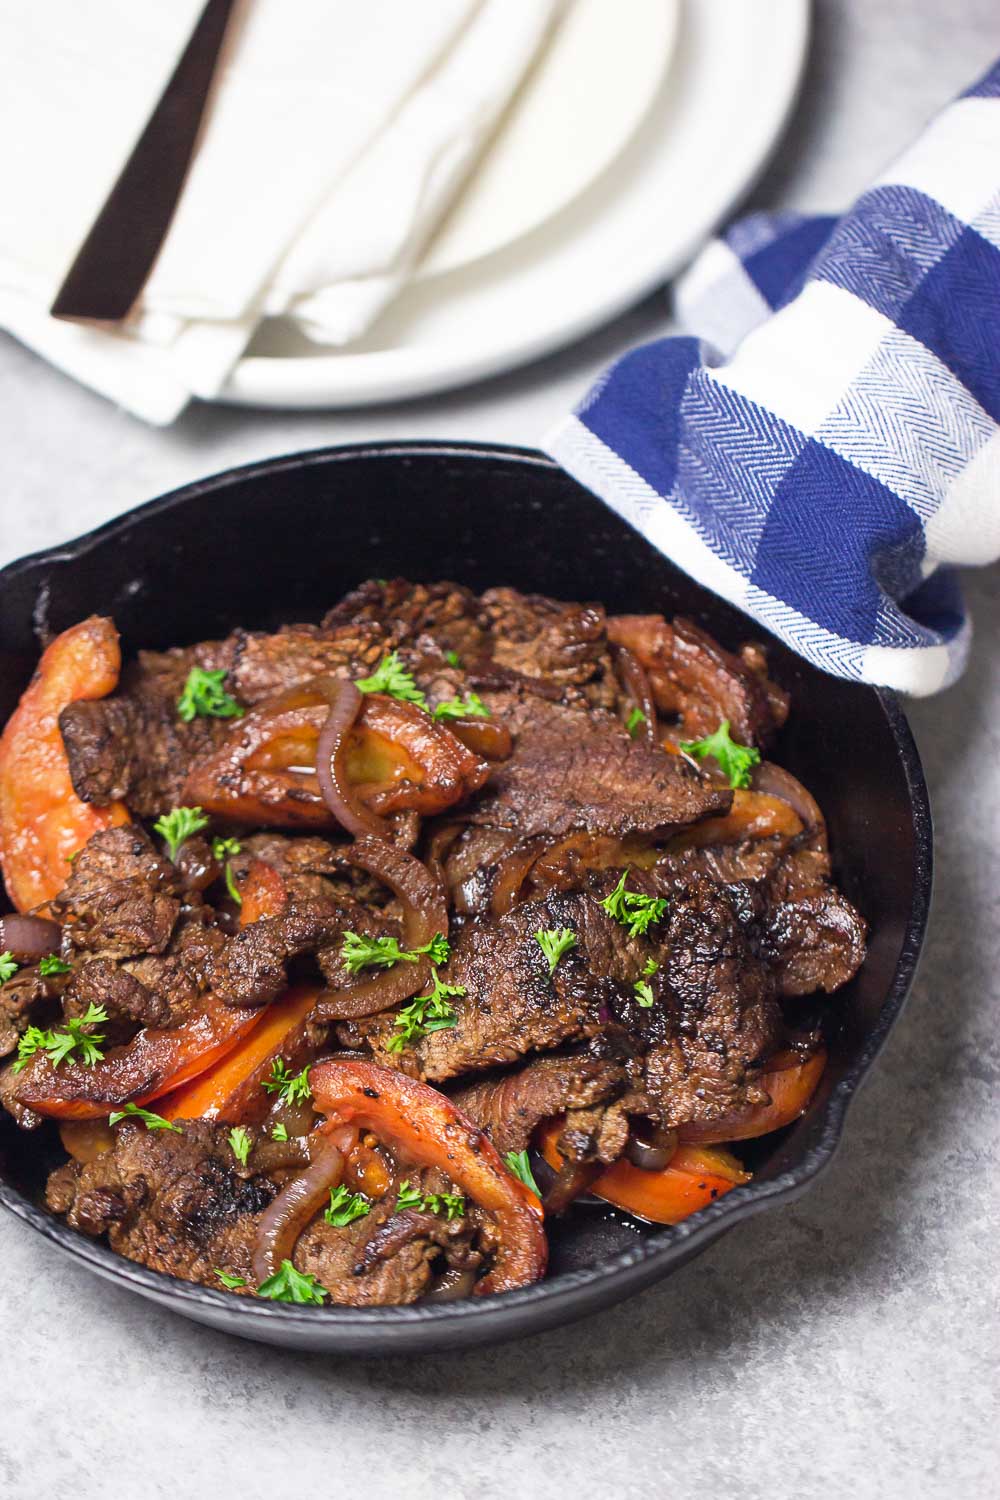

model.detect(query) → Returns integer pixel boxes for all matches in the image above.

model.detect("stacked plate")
[223,0,808,410]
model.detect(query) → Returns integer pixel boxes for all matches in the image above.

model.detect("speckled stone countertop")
[1,4,998,1497]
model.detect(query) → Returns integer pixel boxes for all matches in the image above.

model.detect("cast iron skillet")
[0,442,931,1355]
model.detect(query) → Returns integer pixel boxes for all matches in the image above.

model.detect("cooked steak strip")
[54,825,181,959]
[47,1123,482,1305]
[468,696,732,841]
[341,892,648,1080]
[45,1121,280,1285]
[59,641,238,816]
[453,1054,626,1155]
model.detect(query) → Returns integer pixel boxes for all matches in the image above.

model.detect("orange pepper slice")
[537,1117,750,1225]
[158,984,319,1124]
[0,617,128,911]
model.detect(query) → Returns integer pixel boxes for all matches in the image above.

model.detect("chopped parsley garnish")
[535,926,577,976]
[626,706,647,738]
[600,872,669,939]
[324,1184,371,1228]
[214,1269,247,1290]
[679,719,761,789]
[13,1003,108,1072]
[355,651,428,709]
[635,955,661,1005]
[38,954,72,977]
[395,1180,465,1220]
[177,667,244,723]
[153,805,210,861]
[386,970,464,1054]
[108,1102,182,1133]
[341,929,450,975]
[256,1259,328,1304]
[262,1059,312,1106]
[444,649,462,668]
[432,692,490,721]
[211,835,242,860]
[227,1125,252,1166]
[504,1149,541,1197]
[271,1123,289,1142]
[0,951,19,983]
[223,861,242,906]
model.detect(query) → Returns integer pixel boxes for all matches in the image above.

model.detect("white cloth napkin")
[0,0,560,423]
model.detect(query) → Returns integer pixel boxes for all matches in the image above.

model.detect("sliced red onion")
[0,914,63,962]
[626,1126,679,1172]
[612,643,657,745]
[423,1266,478,1302]
[448,716,513,761]
[489,835,553,917]
[312,837,448,1022]
[751,762,827,848]
[250,1126,351,1284]
[313,678,388,840]
[542,1158,603,1216]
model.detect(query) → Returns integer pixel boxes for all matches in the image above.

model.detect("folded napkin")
[547,60,1000,696]
[0,0,559,423]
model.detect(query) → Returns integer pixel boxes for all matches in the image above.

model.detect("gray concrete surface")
[1,4,998,1497]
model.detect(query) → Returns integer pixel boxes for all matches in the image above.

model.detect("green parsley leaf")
[108,1101,182,1133]
[211,835,242,860]
[679,719,761,789]
[386,969,464,1054]
[428,1190,465,1221]
[0,951,19,984]
[38,954,72,977]
[642,957,660,976]
[395,1179,423,1213]
[504,1149,541,1197]
[341,929,450,975]
[394,1180,465,1220]
[599,872,669,939]
[177,667,244,724]
[214,1269,247,1289]
[223,861,242,906]
[271,1123,289,1142]
[633,980,655,1008]
[256,1259,328,1305]
[12,1025,49,1073]
[324,1184,371,1228]
[227,1125,252,1167]
[355,651,427,709]
[154,806,210,861]
[444,649,462,669]
[432,692,490,721]
[262,1059,312,1106]
[626,706,647,738]
[535,926,577,976]
[18,1004,109,1071]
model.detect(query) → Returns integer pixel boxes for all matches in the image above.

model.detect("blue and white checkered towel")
[546,61,1000,696]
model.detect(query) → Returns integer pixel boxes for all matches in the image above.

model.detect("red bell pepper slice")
[310,1058,547,1295]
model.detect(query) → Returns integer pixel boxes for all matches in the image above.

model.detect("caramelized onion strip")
[250,1125,355,1284]
[314,680,389,839]
[312,836,448,1022]
[489,835,553,917]
[0,913,63,961]
[612,643,657,745]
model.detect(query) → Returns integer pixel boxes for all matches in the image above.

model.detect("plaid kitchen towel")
[546,61,1000,696]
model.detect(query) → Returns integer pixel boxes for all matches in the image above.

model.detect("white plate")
[224,0,809,411]
[419,0,679,279]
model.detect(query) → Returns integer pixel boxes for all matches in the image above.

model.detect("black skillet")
[0,442,931,1354]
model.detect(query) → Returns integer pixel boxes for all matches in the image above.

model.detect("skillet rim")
[0,441,932,1345]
